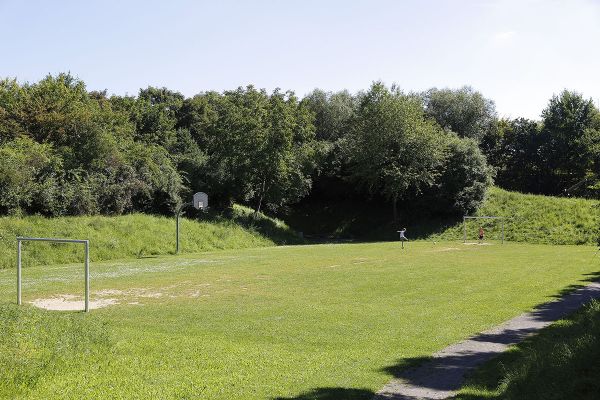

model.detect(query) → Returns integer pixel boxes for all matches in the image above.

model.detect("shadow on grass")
[270,278,600,400]
[273,387,375,400]
[370,280,600,399]
[453,299,600,400]
[187,206,304,245]
[549,270,600,299]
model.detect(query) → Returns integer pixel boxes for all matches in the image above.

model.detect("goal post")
[463,216,505,244]
[17,237,90,312]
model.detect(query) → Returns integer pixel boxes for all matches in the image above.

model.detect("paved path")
[374,282,600,400]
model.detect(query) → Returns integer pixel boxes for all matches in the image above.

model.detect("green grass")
[455,299,600,400]
[0,205,301,269]
[0,241,598,399]
[0,304,111,399]
[434,188,599,245]
[284,187,599,246]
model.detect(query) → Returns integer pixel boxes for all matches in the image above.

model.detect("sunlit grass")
[0,241,598,399]
[0,206,300,269]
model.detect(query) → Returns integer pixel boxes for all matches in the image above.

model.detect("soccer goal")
[462,216,505,244]
[17,237,90,312]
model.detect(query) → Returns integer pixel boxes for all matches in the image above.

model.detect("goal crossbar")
[462,216,505,244]
[17,237,90,312]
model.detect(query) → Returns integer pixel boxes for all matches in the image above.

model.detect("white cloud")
[491,30,517,46]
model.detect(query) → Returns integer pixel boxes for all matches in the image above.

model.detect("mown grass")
[0,205,301,269]
[0,241,598,399]
[285,187,599,246]
[0,304,111,399]
[433,188,599,245]
[455,299,600,400]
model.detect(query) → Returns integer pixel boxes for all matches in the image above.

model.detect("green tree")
[345,83,448,220]
[180,87,318,211]
[426,136,493,214]
[540,90,600,196]
[424,86,497,141]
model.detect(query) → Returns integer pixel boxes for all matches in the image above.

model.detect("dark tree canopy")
[0,73,595,222]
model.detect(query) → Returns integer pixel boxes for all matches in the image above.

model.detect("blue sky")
[1,0,598,119]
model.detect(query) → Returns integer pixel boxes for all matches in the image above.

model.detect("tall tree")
[344,83,448,220]
[181,86,318,211]
[424,86,497,142]
[539,90,600,195]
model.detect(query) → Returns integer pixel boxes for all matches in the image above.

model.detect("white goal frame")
[463,216,505,244]
[17,237,90,312]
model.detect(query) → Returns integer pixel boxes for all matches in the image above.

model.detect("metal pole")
[502,220,505,244]
[463,217,466,243]
[176,209,181,254]
[17,239,21,305]
[84,241,90,312]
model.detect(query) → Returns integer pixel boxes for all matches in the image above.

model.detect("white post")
[84,240,90,313]
[17,239,21,305]
[463,217,467,243]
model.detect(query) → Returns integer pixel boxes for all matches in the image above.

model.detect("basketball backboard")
[193,192,208,210]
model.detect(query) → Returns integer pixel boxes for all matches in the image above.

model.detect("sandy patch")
[431,247,460,252]
[31,295,118,311]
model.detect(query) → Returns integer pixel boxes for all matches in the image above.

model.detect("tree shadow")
[373,280,600,398]
[549,270,600,299]
[188,206,305,245]
[273,387,375,400]
[271,280,600,400]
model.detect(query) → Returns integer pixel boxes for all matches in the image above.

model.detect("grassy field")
[0,205,300,269]
[1,241,599,399]
[284,187,599,245]
[434,188,599,245]
[455,300,600,400]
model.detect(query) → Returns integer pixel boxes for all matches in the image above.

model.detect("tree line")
[0,74,598,219]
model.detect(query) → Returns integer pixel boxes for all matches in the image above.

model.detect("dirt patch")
[463,242,493,246]
[31,295,118,311]
[431,247,461,252]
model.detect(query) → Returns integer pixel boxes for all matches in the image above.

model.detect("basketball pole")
[175,192,208,255]
[175,202,192,255]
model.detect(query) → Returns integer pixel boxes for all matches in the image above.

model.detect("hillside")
[283,187,599,245]
[0,205,301,269]
[434,188,599,245]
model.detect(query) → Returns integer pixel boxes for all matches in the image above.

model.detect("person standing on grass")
[478,226,485,243]
[398,228,408,249]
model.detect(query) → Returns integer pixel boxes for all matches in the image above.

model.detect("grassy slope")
[434,188,599,245]
[0,241,598,399]
[0,204,301,269]
[455,300,600,400]
[284,187,599,245]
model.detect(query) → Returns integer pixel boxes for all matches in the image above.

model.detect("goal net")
[462,216,505,244]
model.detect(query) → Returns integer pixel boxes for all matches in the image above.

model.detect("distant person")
[398,228,408,249]
[478,226,485,243]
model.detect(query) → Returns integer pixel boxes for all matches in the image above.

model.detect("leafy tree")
[424,86,497,141]
[0,137,57,214]
[425,136,493,214]
[111,87,184,149]
[179,87,318,212]
[483,118,545,193]
[344,83,448,220]
[302,89,357,142]
[539,90,600,196]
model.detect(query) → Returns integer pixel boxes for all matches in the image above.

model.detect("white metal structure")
[463,216,505,244]
[193,192,208,210]
[17,237,90,312]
